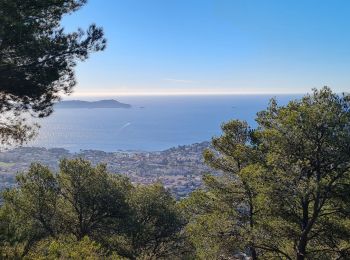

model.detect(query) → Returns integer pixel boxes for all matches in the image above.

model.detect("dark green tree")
[127,184,189,259]
[0,163,60,257]
[0,0,106,146]
[181,121,265,259]
[0,159,131,257]
[57,158,132,240]
[0,159,190,259]
[256,87,350,259]
[184,87,350,259]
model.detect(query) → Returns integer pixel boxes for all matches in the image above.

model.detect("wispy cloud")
[163,78,197,84]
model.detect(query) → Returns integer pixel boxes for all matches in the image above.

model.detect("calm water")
[27,95,298,152]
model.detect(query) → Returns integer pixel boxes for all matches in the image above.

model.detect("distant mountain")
[55,99,131,109]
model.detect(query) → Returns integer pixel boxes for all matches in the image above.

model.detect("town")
[0,142,216,198]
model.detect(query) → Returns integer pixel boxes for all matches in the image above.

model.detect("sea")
[27,95,299,152]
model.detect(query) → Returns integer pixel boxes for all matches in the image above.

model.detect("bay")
[27,95,299,152]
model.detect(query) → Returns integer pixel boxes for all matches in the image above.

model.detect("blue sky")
[63,0,350,95]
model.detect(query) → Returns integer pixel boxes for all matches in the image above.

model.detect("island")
[55,99,131,109]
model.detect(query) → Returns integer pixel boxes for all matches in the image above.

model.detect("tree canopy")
[183,87,350,259]
[0,159,189,259]
[0,0,106,146]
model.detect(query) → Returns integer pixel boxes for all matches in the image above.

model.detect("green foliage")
[256,87,350,259]
[0,163,60,258]
[0,0,106,146]
[184,87,350,259]
[0,159,189,259]
[182,120,263,259]
[26,236,108,260]
[126,184,189,259]
[58,158,132,240]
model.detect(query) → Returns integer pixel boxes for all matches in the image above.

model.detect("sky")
[62,0,350,96]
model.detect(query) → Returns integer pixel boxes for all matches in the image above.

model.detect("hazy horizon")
[67,88,332,99]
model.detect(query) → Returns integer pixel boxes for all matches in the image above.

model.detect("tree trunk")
[296,236,307,260]
[250,246,258,260]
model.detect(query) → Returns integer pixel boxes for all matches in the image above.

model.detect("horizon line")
[69,91,307,97]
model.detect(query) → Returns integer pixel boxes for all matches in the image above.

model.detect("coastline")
[0,141,213,198]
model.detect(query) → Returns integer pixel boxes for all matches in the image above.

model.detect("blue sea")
[27,95,299,152]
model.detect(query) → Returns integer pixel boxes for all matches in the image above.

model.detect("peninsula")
[55,99,131,109]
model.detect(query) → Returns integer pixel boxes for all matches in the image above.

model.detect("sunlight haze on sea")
[27,95,299,152]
